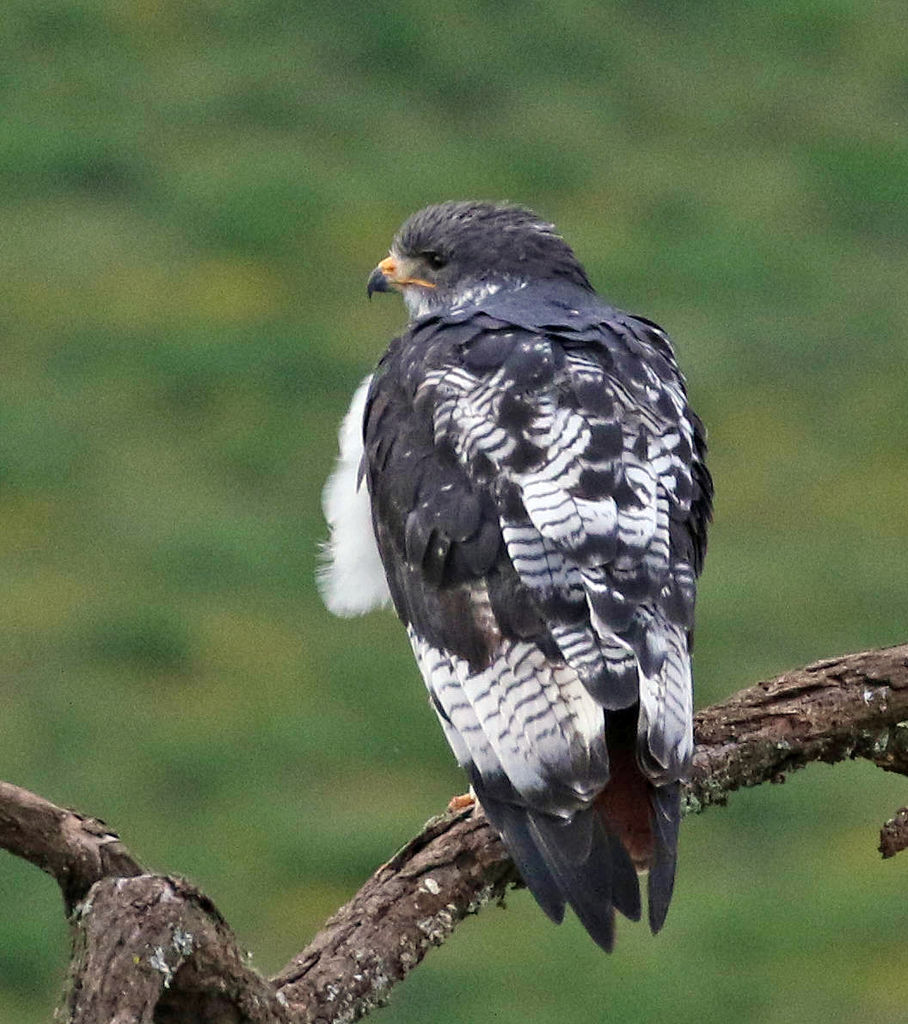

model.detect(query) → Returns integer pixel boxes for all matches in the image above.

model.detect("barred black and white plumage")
[320,201,712,951]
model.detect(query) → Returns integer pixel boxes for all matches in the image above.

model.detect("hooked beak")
[366,254,437,299]
[366,256,396,298]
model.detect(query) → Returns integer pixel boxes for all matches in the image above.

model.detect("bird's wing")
[416,303,709,773]
[363,299,711,947]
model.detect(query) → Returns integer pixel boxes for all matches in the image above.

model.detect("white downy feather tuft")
[318,376,392,616]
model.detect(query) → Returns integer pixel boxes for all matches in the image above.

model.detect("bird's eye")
[421,250,447,271]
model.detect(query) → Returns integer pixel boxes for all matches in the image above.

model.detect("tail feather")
[473,717,682,949]
[477,788,566,924]
[605,828,642,923]
[479,790,642,953]
[647,782,681,933]
[598,709,683,934]
[527,809,623,953]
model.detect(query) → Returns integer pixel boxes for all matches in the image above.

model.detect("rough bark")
[0,781,144,912]
[687,642,908,808]
[1,643,906,1024]
[879,806,908,859]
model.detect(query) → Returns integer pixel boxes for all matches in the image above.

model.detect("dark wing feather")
[363,288,711,947]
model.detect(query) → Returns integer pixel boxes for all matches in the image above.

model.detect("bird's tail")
[476,712,682,951]
[595,742,681,935]
[596,705,681,933]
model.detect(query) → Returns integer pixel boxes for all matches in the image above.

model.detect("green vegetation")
[1,1,906,1021]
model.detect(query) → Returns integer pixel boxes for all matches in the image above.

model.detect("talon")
[448,792,476,812]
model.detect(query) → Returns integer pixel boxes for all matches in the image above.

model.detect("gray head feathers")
[392,201,594,301]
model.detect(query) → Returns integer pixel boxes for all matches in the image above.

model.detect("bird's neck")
[404,276,525,321]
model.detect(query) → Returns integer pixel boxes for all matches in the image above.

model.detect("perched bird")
[320,201,712,951]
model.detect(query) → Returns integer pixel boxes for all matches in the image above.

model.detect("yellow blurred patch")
[260,882,354,965]
[1,568,90,634]
[196,605,305,684]
[0,496,59,557]
[107,0,172,30]
[860,956,908,1015]
[97,258,284,330]
[179,259,284,324]
[709,393,808,525]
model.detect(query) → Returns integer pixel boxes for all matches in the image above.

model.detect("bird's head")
[367,201,593,318]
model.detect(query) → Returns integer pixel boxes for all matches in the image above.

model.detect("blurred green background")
[1,1,907,1021]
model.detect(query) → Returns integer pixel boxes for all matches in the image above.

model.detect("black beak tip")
[367,266,391,299]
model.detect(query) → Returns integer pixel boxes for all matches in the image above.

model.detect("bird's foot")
[447,792,476,813]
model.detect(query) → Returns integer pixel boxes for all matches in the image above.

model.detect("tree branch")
[2,643,907,1024]
[688,641,908,806]
[0,781,144,912]
[880,806,908,859]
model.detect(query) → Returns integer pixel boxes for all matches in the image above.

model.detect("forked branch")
[1,643,906,1024]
